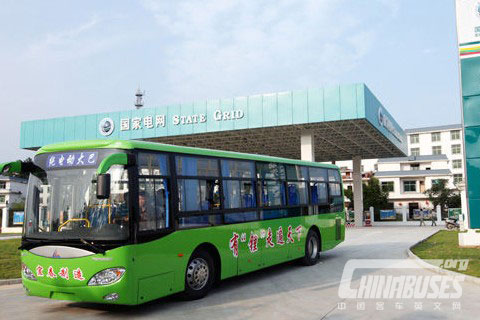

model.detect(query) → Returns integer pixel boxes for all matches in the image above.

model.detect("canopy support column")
[353,156,364,227]
[301,132,315,162]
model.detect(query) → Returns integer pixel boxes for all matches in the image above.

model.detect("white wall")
[409,128,463,177]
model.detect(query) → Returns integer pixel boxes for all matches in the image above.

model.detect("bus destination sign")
[46,152,98,169]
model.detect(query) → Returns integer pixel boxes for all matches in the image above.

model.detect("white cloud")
[140,0,399,99]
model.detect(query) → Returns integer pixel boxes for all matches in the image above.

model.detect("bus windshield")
[24,152,130,241]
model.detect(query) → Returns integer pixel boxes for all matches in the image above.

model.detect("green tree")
[344,188,354,209]
[425,179,460,213]
[363,177,389,212]
[343,177,389,212]
[447,194,461,209]
[9,200,25,211]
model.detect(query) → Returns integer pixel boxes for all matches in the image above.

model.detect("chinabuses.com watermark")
[337,259,468,312]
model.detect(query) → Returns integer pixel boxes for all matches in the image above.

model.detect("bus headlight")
[22,264,37,281]
[88,268,125,286]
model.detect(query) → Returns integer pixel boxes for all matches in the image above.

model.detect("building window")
[403,180,417,192]
[451,130,461,140]
[374,164,378,171]
[453,160,463,169]
[452,144,461,155]
[410,163,420,171]
[454,174,463,185]
[431,132,441,142]
[381,181,394,192]
[410,134,419,144]
[0,182,6,189]
[432,146,442,155]
[0,195,5,203]
[410,148,420,156]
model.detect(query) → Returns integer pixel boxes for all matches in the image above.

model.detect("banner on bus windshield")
[46,152,98,169]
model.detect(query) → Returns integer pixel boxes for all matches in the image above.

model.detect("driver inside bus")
[139,191,155,231]
[112,192,129,226]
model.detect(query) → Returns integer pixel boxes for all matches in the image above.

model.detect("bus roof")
[37,140,339,169]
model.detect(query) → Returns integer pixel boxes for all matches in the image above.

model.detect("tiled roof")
[405,124,461,134]
[378,154,448,163]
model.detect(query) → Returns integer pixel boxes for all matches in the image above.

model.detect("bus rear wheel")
[302,230,320,266]
[184,250,215,300]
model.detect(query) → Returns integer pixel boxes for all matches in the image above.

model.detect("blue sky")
[0,0,461,162]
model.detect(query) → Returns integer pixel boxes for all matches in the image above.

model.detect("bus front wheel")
[184,250,215,300]
[301,230,320,266]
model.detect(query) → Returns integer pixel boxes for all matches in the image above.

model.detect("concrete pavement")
[1,226,478,319]
[0,235,21,240]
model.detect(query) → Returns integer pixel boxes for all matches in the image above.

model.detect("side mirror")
[96,174,111,199]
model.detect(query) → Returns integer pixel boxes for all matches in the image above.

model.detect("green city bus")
[1,140,345,305]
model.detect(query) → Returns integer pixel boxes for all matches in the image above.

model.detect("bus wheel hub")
[187,258,209,290]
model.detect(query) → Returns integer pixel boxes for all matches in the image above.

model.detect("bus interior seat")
[311,185,318,205]
[243,194,255,208]
[288,184,299,205]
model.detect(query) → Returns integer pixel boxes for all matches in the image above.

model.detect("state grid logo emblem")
[99,118,115,136]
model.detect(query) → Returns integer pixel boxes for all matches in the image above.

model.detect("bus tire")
[301,229,320,266]
[183,250,215,300]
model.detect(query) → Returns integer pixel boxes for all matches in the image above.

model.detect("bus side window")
[309,167,330,214]
[310,182,328,205]
[177,179,221,212]
[138,178,169,231]
[176,156,219,176]
[257,180,285,207]
[328,169,343,213]
[221,159,256,210]
[138,153,169,176]
[287,182,308,206]
[137,152,170,232]
[223,180,256,209]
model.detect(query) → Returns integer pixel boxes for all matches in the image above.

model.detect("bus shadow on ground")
[63,250,349,317]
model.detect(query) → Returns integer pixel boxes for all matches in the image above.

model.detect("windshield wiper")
[19,238,52,251]
[80,238,106,255]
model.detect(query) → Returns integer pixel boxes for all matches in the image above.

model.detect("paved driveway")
[1,226,478,319]
[0,235,21,240]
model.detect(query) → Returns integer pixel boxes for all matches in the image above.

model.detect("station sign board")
[99,109,245,136]
[455,0,480,228]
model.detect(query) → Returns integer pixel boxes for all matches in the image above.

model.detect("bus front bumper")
[22,277,137,305]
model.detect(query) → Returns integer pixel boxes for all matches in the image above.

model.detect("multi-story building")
[336,124,463,214]
[375,155,453,217]
[0,175,27,233]
[405,124,464,185]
